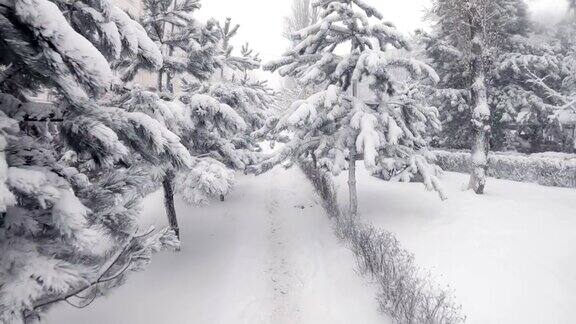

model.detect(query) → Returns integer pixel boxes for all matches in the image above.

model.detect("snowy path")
[335,167,576,324]
[45,167,386,324]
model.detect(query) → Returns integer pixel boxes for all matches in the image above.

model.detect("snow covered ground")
[42,163,576,324]
[44,167,388,324]
[334,166,576,324]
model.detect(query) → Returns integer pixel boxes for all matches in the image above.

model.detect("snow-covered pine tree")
[424,0,569,154]
[122,18,263,205]
[274,0,321,113]
[415,30,471,151]
[119,7,263,233]
[255,0,445,215]
[120,89,236,208]
[493,31,568,152]
[184,80,273,168]
[217,18,260,78]
[134,0,221,92]
[128,0,225,237]
[181,18,275,175]
[525,1,576,152]
[427,0,534,193]
[0,0,186,321]
[215,18,274,127]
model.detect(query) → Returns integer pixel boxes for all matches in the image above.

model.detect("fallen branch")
[27,227,156,317]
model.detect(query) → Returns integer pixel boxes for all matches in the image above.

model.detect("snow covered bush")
[434,149,576,188]
[298,161,341,219]
[338,215,465,324]
[0,0,185,321]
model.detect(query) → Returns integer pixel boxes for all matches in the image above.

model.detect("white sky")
[197,0,568,88]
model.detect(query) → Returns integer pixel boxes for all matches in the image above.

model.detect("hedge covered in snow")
[433,150,576,188]
[299,162,465,324]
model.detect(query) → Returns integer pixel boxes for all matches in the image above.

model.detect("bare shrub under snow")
[298,161,341,219]
[335,214,465,324]
[299,162,465,324]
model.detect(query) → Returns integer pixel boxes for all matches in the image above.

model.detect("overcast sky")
[196,0,568,88]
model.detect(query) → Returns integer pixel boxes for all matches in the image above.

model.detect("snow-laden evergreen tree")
[253,0,445,215]
[426,0,535,193]
[180,18,275,174]
[214,17,274,130]
[123,6,273,234]
[125,0,227,237]
[121,90,236,208]
[424,0,572,154]
[183,79,273,171]
[217,18,260,78]
[134,0,220,92]
[0,0,185,321]
[416,30,472,150]
[274,0,322,113]
[493,31,568,152]
[522,1,576,152]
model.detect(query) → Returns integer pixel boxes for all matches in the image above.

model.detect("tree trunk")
[348,81,359,215]
[166,73,173,93]
[164,0,177,94]
[467,12,490,195]
[572,126,576,152]
[165,45,174,93]
[157,71,163,92]
[348,142,358,216]
[160,0,179,239]
[311,151,317,168]
[163,170,180,240]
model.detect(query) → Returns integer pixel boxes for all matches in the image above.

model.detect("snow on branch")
[351,110,380,170]
[189,94,247,131]
[15,0,114,94]
[176,159,234,206]
[352,51,439,85]
[111,7,163,69]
